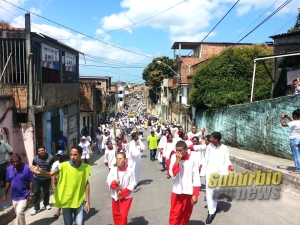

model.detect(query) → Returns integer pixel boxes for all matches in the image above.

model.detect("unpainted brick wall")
[195,94,300,160]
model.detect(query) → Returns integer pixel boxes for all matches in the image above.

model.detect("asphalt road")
[12,128,300,225]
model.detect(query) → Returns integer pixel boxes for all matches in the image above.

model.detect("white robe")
[157,136,167,163]
[201,143,231,214]
[191,144,207,169]
[107,167,135,201]
[169,150,201,195]
[163,141,176,160]
[127,140,145,185]
[187,131,202,143]
[104,147,116,169]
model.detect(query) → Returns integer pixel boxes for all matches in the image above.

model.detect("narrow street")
[14,128,299,225]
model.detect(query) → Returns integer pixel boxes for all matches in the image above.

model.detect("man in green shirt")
[30,146,91,225]
[147,131,158,161]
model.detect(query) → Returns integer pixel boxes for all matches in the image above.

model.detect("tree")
[0,20,10,27]
[288,8,300,33]
[142,56,174,103]
[188,44,273,109]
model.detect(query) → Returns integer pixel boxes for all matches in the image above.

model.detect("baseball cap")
[56,150,64,155]
[81,136,86,139]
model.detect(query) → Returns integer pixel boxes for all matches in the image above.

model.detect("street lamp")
[156,60,182,125]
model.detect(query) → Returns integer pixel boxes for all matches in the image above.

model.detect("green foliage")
[142,56,174,102]
[188,44,273,108]
[288,8,300,33]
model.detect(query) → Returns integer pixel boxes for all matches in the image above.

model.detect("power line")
[201,0,240,43]
[188,0,240,55]
[3,0,155,59]
[80,65,142,78]
[0,5,57,40]
[231,0,279,42]
[236,0,292,43]
[265,15,297,41]
[58,0,187,41]
[79,64,144,68]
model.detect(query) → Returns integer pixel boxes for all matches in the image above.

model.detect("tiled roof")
[0,26,25,31]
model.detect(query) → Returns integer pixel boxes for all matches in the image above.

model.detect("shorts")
[81,152,90,159]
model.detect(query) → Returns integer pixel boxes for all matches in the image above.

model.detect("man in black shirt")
[31,145,54,216]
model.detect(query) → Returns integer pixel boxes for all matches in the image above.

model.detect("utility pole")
[178,42,182,125]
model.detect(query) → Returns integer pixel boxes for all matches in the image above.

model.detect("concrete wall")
[42,83,79,111]
[195,94,300,160]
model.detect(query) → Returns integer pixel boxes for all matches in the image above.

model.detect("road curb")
[0,206,15,225]
[230,155,300,190]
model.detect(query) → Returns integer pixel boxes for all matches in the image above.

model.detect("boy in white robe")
[168,141,200,225]
[201,132,231,224]
[107,152,135,225]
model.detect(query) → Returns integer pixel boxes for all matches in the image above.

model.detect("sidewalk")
[228,145,300,190]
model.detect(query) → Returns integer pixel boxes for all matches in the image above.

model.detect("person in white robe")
[107,152,135,225]
[104,141,116,171]
[168,140,200,225]
[200,132,231,224]
[127,133,145,186]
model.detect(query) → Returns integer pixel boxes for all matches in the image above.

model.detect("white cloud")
[0,0,27,21]
[100,0,299,42]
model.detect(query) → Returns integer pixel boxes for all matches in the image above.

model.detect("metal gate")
[68,114,78,149]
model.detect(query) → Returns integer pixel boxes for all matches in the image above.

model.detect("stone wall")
[195,94,300,160]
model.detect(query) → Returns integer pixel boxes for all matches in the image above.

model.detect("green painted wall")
[195,94,300,160]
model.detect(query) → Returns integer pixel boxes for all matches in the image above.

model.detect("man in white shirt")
[187,125,202,143]
[168,141,200,225]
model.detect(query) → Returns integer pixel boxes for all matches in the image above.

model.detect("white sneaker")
[46,205,51,210]
[30,210,37,216]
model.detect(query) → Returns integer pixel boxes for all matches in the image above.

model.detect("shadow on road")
[128,216,149,225]
[28,217,58,225]
[189,220,205,225]
[141,155,148,158]
[204,200,232,213]
[85,207,99,221]
[138,179,153,186]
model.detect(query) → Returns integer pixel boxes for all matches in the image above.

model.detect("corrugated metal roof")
[270,30,300,39]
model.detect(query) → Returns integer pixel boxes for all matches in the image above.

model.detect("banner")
[41,43,60,70]
[65,52,76,73]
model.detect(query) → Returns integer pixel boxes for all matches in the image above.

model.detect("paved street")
[10,129,300,225]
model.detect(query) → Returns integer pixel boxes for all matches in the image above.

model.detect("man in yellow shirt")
[30,146,91,225]
[147,131,158,161]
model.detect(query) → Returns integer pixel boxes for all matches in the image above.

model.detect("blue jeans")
[162,158,166,170]
[150,149,157,161]
[62,202,84,225]
[290,137,300,171]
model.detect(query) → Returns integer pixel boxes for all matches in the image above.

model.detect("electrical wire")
[231,0,279,42]
[236,0,292,43]
[188,0,240,55]
[0,4,149,69]
[58,0,187,40]
[79,64,144,68]
[265,15,298,41]
[3,0,155,59]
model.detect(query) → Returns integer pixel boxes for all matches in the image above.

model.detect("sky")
[0,0,299,83]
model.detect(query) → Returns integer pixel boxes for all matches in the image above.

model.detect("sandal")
[167,175,171,179]
[54,213,60,218]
